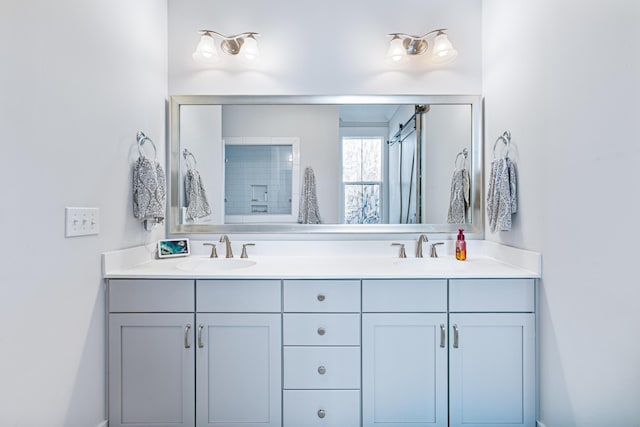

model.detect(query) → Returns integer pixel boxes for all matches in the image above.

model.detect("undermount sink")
[392,257,467,271]
[176,258,257,272]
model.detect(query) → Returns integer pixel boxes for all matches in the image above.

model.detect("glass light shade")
[241,36,260,61]
[431,33,458,64]
[386,37,407,63]
[192,33,219,64]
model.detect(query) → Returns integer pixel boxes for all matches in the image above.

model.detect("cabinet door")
[196,314,281,427]
[108,314,195,427]
[449,314,535,427]
[362,313,448,427]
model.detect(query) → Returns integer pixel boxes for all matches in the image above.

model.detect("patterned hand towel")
[487,157,518,232]
[133,156,166,222]
[185,168,211,220]
[447,168,470,224]
[298,167,322,224]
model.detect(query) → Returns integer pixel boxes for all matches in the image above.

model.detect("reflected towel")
[447,168,470,224]
[298,167,322,224]
[133,156,166,222]
[487,157,517,232]
[185,168,211,220]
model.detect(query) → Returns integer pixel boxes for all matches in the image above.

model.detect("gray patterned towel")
[447,168,470,224]
[298,167,322,224]
[185,168,211,220]
[487,157,517,232]
[133,156,166,222]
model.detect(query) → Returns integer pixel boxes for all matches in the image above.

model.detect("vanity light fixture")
[386,29,458,65]
[192,30,260,64]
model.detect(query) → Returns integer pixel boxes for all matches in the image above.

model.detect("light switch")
[65,207,100,237]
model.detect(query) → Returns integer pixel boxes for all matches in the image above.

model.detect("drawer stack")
[282,280,361,427]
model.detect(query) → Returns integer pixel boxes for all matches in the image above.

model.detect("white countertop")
[103,240,541,280]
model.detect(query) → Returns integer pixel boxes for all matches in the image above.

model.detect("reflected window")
[341,137,383,224]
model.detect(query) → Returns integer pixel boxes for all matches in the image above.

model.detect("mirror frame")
[168,95,483,235]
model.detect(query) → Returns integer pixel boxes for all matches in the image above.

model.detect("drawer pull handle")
[439,323,445,348]
[184,324,192,349]
[317,409,326,418]
[317,365,326,375]
[317,294,326,302]
[317,327,326,336]
[453,324,459,349]
[197,324,204,348]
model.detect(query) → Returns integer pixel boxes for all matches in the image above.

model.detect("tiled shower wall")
[225,145,293,215]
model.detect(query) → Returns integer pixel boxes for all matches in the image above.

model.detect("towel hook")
[136,131,157,160]
[454,148,468,169]
[493,131,511,159]
[182,148,197,170]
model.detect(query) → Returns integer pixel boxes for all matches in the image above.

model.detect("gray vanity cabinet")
[448,279,535,427]
[282,280,362,427]
[196,280,282,427]
[108,279,196,427]
[362,279,449,427]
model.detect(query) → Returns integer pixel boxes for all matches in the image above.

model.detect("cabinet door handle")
[439,324,445,348]
[317,365,326,375]
[184,324,192,349]
[197,324,204,348]
[317,293,326,302]
[317,327,326,336]
[453,324,459,348]
[317,409,326,419]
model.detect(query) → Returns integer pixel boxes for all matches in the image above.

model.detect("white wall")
[483,1,640,425]
[0,1,168,427]
[168,0,482,95]
[422,105,471,223]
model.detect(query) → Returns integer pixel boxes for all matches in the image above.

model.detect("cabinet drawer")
[284,347,360,389]
[284,390,360,427]
[449,279,535,312]
[284,280,360,312]
[197,280,281,312]
[108,279,194,312]
[362,279,447,312]
[284,314,360,346]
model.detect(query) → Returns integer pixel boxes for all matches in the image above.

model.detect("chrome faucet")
[416,234,429,258]
[219,235,233,258]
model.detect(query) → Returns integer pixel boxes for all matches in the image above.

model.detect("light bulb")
[192,32,219,64]
[386,37,407,63]
[431,32,458,64]
[241,35,260,61]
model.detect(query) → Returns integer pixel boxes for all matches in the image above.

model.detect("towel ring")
[183,148,197,170]
[493,131,511,159]
[136,131,157,160]
[455,148,468,169]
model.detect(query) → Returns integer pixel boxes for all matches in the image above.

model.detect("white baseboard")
[537,421,547,427]
[96,420,108,427]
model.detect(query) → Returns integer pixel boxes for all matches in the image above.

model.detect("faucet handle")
[429,242,445,258]
[391,243,407,258]
[241,243,255,258]
[203,243,218,258]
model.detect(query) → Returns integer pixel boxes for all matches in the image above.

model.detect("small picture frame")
[158,238,190,258]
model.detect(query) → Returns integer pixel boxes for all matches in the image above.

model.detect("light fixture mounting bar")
[198,30,260,56]
[387,29,448,56]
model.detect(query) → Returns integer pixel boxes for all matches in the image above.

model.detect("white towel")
[298,167,322,224]
[447,168,470,224]
[487,157,517,232]
[133,156,166,222]
[185,168,211,220]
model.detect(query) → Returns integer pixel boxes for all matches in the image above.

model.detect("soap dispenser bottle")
[455,229,467,261]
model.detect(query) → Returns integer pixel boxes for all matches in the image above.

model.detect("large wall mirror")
[168,95,483,235]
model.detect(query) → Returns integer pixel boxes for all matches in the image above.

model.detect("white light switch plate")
[65,207,100,237]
